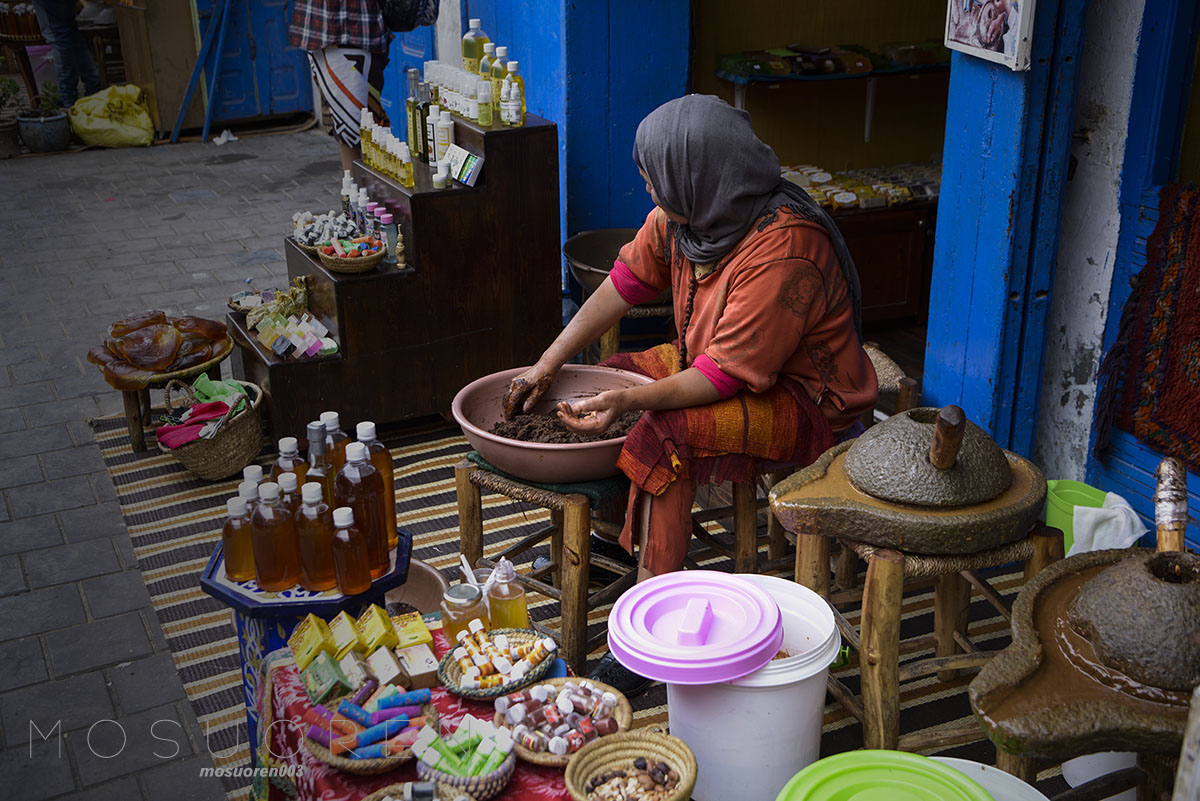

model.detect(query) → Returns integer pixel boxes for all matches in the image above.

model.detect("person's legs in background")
[31,0,102,106]
[306,47,390,172]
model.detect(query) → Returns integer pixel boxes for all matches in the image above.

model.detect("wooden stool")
[455,460,789,673]
[115,360,226,452]
[796,524,1064,752]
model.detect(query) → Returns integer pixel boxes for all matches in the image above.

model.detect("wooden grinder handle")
[929,405,966,471]
[1154,457,1187,553]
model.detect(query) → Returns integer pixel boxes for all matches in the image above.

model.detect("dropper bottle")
[340,171,353,216]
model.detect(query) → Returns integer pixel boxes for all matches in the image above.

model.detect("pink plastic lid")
[607,571,783,684]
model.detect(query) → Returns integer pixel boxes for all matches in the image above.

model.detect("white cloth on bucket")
[1066,491,1147,557]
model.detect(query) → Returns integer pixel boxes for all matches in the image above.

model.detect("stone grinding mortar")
[969,457,1198,761]
[769,405,1047,554]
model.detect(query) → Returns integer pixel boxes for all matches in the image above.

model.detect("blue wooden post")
[924,0,1087,455]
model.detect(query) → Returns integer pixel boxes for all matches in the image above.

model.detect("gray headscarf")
[633,94,863,339]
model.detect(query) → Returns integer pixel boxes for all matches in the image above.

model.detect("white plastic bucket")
[1061,752,1138,801]
[934,757,1052,801]
[666,574,840,801]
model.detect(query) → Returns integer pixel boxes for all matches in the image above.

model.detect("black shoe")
[588,652,654,697]
[590,531,637,567]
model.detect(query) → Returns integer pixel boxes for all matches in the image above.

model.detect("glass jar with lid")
[440,583,490,647]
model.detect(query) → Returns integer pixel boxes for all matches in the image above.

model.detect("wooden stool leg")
[599,323,621,363]
[139,388,152,425]
[123,390,146,452]
[795,532,830,597]
[1025,523,1065,582]
[934,571,972,680]
[549,508,565,589]
[560,495,591,675]
[835,546,859,592]
[860,548,904,750]
[767,469,790,561]
[733,480,757,573]
[455,464,484,567]
[996,751,1038,784]
[1138,752,1177,801]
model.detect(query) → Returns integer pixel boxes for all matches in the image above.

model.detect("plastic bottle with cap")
[398,142,414,188]
[505,61,525,127]
[499,78,511,126]
[479,42,495,80]
[331,506,371,595]
[357,422,398,550]
[277,471,301,515]
[250,482,301,591]
[243,464,264,486]
[432,169,448,190]
[334,442,390,578]
[272,436,307,483]
[461,18,489,73]
[237,480,259,515]
[477,79,493,127]
[425,104,441,168]
[319,411,349,472]
[487,557,529,628]
[221,496,255,582]
[359,107,374,166]
[305,421,336,506]
[341,171,353,216]
[489,46,510,119]
[296,482,337,592]
[356,188,370,233]
[434,110,454,162]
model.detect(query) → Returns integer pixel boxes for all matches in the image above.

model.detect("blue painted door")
[1085,0,1200,549]
[382,26,436,138]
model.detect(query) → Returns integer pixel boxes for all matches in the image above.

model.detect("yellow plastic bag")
[68,84,154,148]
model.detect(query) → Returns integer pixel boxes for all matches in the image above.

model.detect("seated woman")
[504,95,877,691]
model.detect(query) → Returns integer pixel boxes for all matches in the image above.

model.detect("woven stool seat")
[843,536,1036,579]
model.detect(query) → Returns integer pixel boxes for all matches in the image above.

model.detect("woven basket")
[303,702,439,775]
[493,677,634,768]
[158,379,264,481]
[416,751,515,801]
[564,726,697,801]
[318,245,386,273]
[363,783,477,801]
[436,628,555,700]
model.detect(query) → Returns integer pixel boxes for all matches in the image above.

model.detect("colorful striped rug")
[93,414,1065,800]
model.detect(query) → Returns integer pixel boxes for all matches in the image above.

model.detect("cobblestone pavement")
[0,129,345,800]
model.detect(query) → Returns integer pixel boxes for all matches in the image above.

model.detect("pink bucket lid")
[607,571,783,684]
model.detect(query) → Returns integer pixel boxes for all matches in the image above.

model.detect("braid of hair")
[678,271,699,372]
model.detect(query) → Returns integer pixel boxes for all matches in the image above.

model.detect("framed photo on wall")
[945,0,1036,71]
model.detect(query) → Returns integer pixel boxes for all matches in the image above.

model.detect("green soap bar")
[302,650,352,705]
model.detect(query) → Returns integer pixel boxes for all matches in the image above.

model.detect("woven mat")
[92,414,1066,800]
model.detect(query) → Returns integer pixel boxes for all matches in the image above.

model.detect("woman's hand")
[502,362,558,420]
[556,390,628,435]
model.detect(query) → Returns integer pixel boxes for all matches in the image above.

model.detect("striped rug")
[93,414,1065,800]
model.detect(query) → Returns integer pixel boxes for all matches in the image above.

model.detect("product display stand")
[199,535,413,760]
[228,114,561,438]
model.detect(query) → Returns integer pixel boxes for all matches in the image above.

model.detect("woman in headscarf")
[506,93,877,583]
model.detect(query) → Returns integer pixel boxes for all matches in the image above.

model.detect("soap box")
[366,646,406,688]
[329,610,362,660]
[396,643,439,690]
[288,613,335,673]
[392,611,432,649]
[338,649,376,690]
[356,604,399,653]
[302,650,352,704]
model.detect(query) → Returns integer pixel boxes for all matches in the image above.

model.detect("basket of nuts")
[564,726,696,801]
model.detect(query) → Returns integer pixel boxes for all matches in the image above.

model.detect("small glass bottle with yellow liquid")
[461,18,489,73]
[505,61,526,127]
[359,108,373,166]
[479,42,495,82]
[222,497,256,582]
[489,46,510,119]
[487,558,529,628]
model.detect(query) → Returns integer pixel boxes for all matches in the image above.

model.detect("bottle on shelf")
[296,482,337,592]
[380,212,398,267]
[415,82,432,163]
[305,421,337,505]
[221,497,256,582]
[272,436,307,484]
[479,42,495,81]
[477,79,493,127]
[320,411,350,473]
[425,103,441,166]
[490,46,510,118]
[398,142,414,188]
[356,421,397,550]
[331,506,372,595]
[488,558,530,628]
[462,18,490,73]
[360,107,374,165]
[506,61,526,127]
[341,171,353,216]
[250,482,301,592]
[243,464,264,487]
[334,442,390,579]
[356,188,370,232]
[278,471,302,516]
[406,68,420,158]
[499,78,511,127]
[435,110,454,161]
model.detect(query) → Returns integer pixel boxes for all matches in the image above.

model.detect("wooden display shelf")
[230,114,561,439]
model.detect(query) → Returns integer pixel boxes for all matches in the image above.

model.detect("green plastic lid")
[775,751,996,801]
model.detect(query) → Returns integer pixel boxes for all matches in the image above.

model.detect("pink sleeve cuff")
[693,354,745,399]
[609,260,662,305]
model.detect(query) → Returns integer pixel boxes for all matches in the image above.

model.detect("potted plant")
[16,81,70,153]
[0,79,20,159]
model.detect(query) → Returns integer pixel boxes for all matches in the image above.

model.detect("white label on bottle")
[468,98,479,120]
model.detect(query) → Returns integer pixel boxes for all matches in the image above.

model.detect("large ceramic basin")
[451,365,653,483]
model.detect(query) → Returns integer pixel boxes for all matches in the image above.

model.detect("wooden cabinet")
[229,115,562,439]
[833,200,936,323]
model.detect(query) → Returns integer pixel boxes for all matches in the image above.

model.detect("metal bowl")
[563,228,672,305]
[451,365,654,483]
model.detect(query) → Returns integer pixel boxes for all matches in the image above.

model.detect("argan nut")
[656,761,670,774]
[637,774,656,790]
[633,757,648,770]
